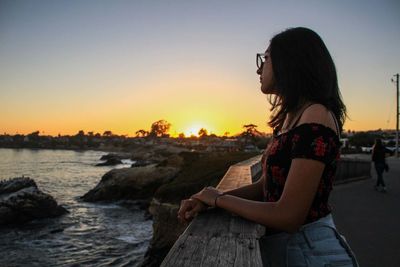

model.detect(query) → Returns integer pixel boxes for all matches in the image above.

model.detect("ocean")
[0,148,152,267]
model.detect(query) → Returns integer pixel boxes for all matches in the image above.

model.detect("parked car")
[386,146,400,155]
[361,146,373,153]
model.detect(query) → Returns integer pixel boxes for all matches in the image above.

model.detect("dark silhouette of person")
[372,138,390,192]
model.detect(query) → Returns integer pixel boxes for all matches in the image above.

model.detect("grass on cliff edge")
[154,151,260,204]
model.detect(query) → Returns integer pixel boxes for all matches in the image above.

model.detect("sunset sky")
[1,0,399,137]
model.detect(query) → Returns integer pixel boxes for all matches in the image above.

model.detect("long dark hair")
[268,27,346,132]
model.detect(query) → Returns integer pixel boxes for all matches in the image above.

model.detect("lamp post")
[392,74,399,158]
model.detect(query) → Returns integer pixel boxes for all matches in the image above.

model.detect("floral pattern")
[262,123,341,223]
[312,136,326,157]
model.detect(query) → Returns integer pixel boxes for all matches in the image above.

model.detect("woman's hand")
[177,198,207,224]
[191,186,223,207]
[177,187,224,224]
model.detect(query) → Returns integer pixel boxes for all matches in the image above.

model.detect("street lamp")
[391,74,399,158]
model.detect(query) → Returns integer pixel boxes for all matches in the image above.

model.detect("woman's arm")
[222,174,264,201]
[193,104,335,232]
[177,174,264,224]
[193,158,324,232]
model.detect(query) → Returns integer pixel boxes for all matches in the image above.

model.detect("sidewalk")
[331,155,400,267]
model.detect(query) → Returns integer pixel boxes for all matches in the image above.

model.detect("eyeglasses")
[256,53,267,69]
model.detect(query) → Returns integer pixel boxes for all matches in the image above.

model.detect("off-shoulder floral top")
[261,123,341,224]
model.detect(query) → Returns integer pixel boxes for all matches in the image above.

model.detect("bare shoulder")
[297,104,337,133]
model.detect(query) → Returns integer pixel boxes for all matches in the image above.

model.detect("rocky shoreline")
[82,164,181,202]
[81,150,260,266]
[0,177,68,226]
[1,147,259,266]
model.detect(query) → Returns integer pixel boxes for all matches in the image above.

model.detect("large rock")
[141,199,186,267]
[131,160,155,168]
[100,152,132,161]
[96,157,123,166]
[131,145,189,163]
[97,153,130,166]
[81,164,180,202]
[0,177,68,226]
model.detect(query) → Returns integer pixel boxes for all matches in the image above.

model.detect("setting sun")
[183,123,210,137]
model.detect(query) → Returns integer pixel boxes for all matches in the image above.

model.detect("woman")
[178,27,359,267]
[372,138,389,192]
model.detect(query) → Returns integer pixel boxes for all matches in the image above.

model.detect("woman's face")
[257,47,277,94]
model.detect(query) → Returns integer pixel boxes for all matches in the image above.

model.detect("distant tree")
[94,133,101,138]
[13,134,25,144]
[241,124,261,137]
[71,130,86,148]
[103,130,113,137]
[348,132,382,147]
[85,131,95,147]
[198,128,208,138]
[241,124,262,144]
[149,120,171,138]
[27,131,40,141]
[135,129,149,137]
[178,133,185,139]
[223,131,230,137]
[28,130,40,136]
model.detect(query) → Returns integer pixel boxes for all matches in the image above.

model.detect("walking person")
[178,27,359,266]
[372,138,389,192]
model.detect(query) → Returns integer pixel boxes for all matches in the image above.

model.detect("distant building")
[243,144,260,152]
[205,138,241,152]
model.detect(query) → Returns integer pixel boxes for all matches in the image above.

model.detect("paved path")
[331,155,400,267]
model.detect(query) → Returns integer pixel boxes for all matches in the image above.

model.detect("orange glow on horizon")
[1,118,395,138]
[1,1,398,141]
[2,109,394,138]
[181,123,211,137]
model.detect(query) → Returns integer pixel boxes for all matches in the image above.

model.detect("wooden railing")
[161,155,371,266]
[161,155,264,266]
[335,158,371,184]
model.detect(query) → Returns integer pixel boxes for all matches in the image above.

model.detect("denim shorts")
[259,214,359,267]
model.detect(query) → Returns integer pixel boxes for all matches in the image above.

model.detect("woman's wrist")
[214,192,225,207]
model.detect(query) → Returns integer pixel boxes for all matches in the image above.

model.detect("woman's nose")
[256,67,262,75]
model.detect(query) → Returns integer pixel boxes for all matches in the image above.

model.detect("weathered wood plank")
[234,238,264,267]
[216,237,236,267]
[200,236,223,266]
[161,227,192,266]
[229,212,265,238]
[175,235,204,266]
[187,236,208,265]
[216,155,261,191]
[162,155,264,267]
[185,209,230,236]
